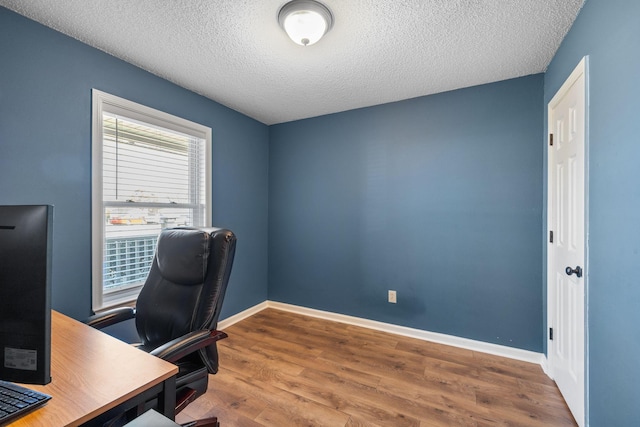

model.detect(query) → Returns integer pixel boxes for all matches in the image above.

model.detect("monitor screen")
[0,205,53,384]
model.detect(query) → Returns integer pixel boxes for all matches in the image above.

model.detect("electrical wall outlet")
[388,290,397,303]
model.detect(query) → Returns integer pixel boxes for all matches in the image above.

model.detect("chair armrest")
[150,330,228,363]
[85,307,136,329]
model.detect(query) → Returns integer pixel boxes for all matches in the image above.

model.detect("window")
[92,90,211,311]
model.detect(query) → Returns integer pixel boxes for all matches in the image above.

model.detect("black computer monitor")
[0,205,53,385]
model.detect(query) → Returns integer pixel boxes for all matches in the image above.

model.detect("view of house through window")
[92,90,211,310]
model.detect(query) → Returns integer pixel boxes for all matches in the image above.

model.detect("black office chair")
[87,227,236,427]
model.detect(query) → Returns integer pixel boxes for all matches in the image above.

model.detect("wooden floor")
[177,309,576,426]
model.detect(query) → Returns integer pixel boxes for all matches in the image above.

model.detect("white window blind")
[92,90,211,311]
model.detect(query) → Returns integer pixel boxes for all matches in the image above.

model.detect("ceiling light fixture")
[278,0,334,46]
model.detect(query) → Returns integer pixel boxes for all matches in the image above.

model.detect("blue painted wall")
[269,75,544,351]
[544,0,640,424]
[11,1,640,421]
[0,7,269,320]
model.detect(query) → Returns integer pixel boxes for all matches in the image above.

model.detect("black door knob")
[565,266,583,278]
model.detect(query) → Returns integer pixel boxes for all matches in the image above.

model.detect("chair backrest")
[135,227,236,373]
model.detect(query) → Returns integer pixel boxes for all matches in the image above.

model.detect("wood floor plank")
[472,352,557,386]
[475,390,576,426]
[376,368,480,416]
[216,367,351,426]
[344,415,387,427]
[299,367,480,427]
[253,340,384,389]
[178,308,576,426]
[267,366,420,427]
[316,338,428,378]
[176,380,266,426]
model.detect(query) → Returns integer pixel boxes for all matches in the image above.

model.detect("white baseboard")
[540,355,551,376]
[218,301,268,329]
[219,300,546,367]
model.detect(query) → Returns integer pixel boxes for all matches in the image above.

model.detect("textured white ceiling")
[1,0,584,125]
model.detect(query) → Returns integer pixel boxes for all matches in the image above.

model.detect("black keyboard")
[0,380,51,425]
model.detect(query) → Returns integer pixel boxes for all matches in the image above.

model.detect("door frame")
[546,55,589,425]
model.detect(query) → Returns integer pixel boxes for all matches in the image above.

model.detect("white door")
[547,57,587,427]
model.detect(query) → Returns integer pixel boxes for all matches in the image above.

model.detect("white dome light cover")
[278,0,334,46]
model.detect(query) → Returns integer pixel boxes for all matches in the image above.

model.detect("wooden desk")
[11,311,178,427]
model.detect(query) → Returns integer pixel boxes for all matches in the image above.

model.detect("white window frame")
[91,89,212,312]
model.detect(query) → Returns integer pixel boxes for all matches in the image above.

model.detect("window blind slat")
[100,113,207,295]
